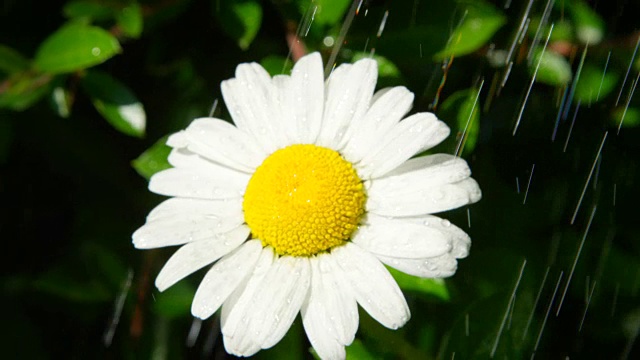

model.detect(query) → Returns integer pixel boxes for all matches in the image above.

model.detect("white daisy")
[133,52,481,359]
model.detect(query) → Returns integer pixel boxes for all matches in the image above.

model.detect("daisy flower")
[133,52,481,359]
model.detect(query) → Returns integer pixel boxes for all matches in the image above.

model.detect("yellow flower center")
[243,144,366,256]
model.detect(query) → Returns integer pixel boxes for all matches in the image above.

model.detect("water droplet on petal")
[431,190,446,202]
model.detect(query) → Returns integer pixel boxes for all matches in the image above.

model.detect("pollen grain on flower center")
[242,144,366,257]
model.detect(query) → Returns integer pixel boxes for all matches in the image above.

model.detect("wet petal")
[222,63,288,152]
[154,226,250,291]
[182,117,265,173]
[191,240,262,320]
[223,256,310,355]
[317,58,378,149]
[277,53,325,144]
[145,197,243,224]
[149,166,248,200]
[368,177,482,217]
[332,242,410,329]
[341,86,413,163]
[132,207,244,249]
[357,113,450,179]
[352,214,452,259]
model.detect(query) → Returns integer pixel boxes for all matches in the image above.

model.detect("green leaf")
[568,0,605,44]
[531,48,572,86]
[116,3,143,38]
[351,52,405,87]
[346,339,376,360]
[528,17,573,42]
[387,266,450,301]
[132,136,172,180]
[215,0,262,50]
[260,55,293,76]
[439,88,481,156]
[574,64,619,103]
[457,90,480,155]
[0,72,52,111]
[351,52,401,79]
[153,281,195,318]
[0,44,30,74]
[612,107,640,129]
[299,0,351,26]
[34,22,121,74]
[82,70,146,137]
[63,0,115,21]
[434,0,506,60]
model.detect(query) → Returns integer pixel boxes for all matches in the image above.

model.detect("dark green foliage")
[1,0,639,358]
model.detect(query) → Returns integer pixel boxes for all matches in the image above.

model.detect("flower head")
[133,53,481,359]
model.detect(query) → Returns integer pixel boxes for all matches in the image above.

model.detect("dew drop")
[91,47,101,56]
[431,190,446,202]
[424,261,438,271]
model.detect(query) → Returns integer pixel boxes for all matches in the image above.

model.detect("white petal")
[145,197,243,223]
[398,215,471,259]
[166,130,188,148]
[166,147,219,168]
[271,74,298,146]
[302,279,347,360]
[373,154,471,189]
[302,254,358,347]
[317,58,377,149]
[154,226,250,291]
[368,177,481,217]
[221,247,276,335]
[377,253,459,278]
[357,113,450,179]
[132,209,244,249]
[191,240,262,320]
[223,333,260,358]
[221,63,287,153]
[262,257,312,348]
[352,214,452,259]
[332,243,410,329]
[183,117,265,172]
[166,147,197,167]
[149,166,248,200]
[367,212,471,273]
[341,86,414,162]
[285,52,325,144]
[223,256,311,355]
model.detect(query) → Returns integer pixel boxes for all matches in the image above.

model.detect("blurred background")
[1,0,639,358]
